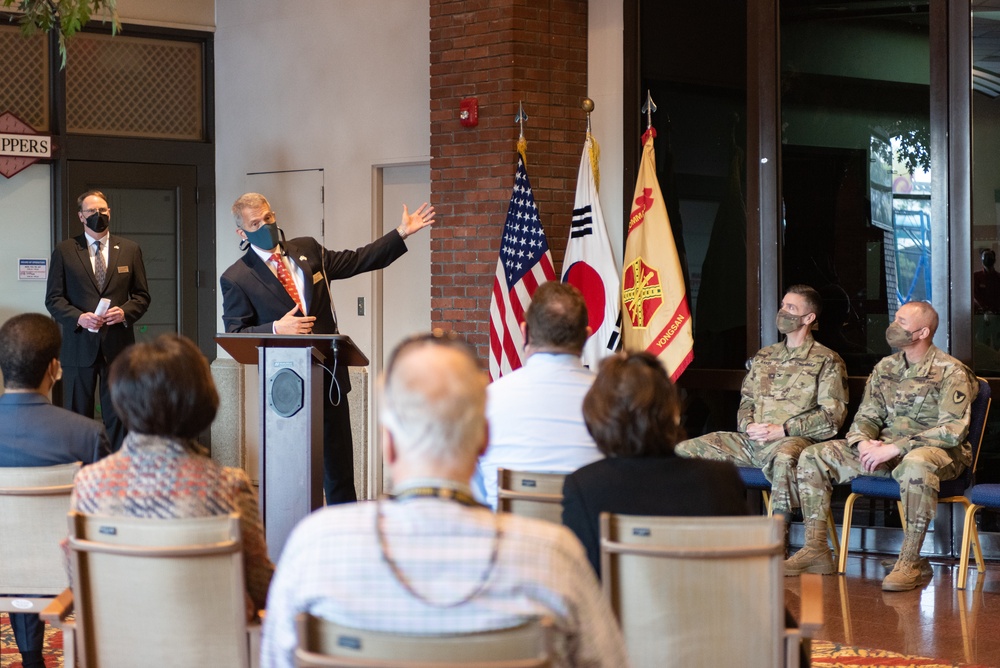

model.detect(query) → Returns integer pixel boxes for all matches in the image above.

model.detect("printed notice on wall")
[18,258,47,280]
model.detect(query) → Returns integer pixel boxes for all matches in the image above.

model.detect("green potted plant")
[2,0,119,67]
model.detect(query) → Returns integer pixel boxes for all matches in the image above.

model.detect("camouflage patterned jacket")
[737,334,848,441]
[847,345,977,463]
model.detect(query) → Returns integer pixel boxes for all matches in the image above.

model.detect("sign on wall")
[18,259,47,280]
[0,112,54,179]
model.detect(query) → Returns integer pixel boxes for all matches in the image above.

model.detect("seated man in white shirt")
[478,281,604,508]
[260,331,628,668]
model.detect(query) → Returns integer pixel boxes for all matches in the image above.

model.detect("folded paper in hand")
[89,298,111,333]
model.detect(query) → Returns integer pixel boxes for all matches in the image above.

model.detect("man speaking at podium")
[221,192,435,504]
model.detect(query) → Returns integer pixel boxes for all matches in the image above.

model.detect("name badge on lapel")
[312,271,323,284]
[117,266,129,274]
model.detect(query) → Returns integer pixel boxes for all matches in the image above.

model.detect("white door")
[371,162,431,494]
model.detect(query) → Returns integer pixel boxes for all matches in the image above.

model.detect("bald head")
[380,337,487,469]
[898,301,938,336]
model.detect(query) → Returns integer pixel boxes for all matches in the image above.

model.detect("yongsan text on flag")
[621,129,693,381]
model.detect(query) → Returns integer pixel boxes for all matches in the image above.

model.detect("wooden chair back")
[65,511,256,668]
[294,614,552,668]
[600,513,818,668]
[0,462,79,606]
[495,469,565,524]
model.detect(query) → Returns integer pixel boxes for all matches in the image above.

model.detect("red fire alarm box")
[459,98,478,127]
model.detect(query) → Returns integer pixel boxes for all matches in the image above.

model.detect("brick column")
[429,0,588,358]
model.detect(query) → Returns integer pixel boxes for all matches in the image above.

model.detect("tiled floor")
[785,553,1000,666]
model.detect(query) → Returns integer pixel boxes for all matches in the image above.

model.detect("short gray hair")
[379,339,486,466]
[231,192,270,227]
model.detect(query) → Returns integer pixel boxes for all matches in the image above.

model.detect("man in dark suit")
[0,313,110,668]
[220,192,434,504]
[44,190,151,451]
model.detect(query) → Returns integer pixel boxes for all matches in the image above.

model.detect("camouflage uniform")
[798,345,976,526]
[675,333,848,513]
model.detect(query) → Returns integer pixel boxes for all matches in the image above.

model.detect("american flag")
[489,155,556,380]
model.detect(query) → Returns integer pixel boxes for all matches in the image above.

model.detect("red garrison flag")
[489,152,556,381]
[621,128,693,381]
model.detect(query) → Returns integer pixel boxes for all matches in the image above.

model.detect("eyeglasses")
[242,211,276,232]
[385,329,478,375]
[81,207,110,216]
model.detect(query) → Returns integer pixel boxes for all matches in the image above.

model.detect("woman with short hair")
[70,334,273,614]
[561,351,750,576]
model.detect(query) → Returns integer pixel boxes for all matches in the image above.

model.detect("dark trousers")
[11,612,45,668]
[322,370,357,505]
[62,357,125,452]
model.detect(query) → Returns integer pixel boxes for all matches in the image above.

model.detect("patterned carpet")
[2,614,994,667]
[0,614,62,668]
[811,640,992,668]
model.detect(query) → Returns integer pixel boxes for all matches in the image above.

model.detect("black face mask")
[85,211,110,234]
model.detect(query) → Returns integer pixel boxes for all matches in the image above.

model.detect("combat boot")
[784,518,835,576]
[882,527,928,592]
[880,556,933,578]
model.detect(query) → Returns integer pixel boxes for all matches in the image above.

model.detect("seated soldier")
[786,301,977,591]
[675,284,848,520]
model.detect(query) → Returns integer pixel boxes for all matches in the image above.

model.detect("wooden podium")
[216,333,369,560]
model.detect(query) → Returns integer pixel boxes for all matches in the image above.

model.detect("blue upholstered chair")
[957,483,1000,589]
[835,377,991,575]
[738,466,840,558]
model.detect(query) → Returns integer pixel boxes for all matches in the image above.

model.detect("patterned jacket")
[71,433,274,609]
[737,333,848,441]
[846,345,977,463]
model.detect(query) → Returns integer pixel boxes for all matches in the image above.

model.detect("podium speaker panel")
[260,346,323,561]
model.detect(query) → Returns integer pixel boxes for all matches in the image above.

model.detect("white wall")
[589,0,626,263]
[0,164,52,325]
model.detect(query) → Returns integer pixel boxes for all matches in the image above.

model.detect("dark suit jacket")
[0,393,110,467]
[45,233,151,367]
[220,232,406,335]
[562,455,750,577]
[220,232,406,392]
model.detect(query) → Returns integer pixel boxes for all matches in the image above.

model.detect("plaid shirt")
[261,482,628,668]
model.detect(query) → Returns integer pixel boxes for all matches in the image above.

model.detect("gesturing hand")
[398,202,436,238]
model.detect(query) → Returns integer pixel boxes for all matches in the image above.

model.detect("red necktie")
[270,253,304,314]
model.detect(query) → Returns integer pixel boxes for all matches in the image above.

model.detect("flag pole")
[582,97,600,192]
[641,90,657,130]
[515,101,529,164]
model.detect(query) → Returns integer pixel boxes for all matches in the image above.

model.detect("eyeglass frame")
[240,209,277,232]
[80,207,111,216]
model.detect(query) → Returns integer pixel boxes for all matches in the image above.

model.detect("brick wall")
[429,0,588,358]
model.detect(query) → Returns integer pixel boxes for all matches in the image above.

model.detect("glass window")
[639,1,748,372]
[973,5,1000,376]
[780,1,931,376]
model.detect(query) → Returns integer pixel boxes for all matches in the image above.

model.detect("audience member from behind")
[261,332,628,668]
[0,313,110,668]
[70,334,273,615]
[562,352,750,577]
[477,281,603,508]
